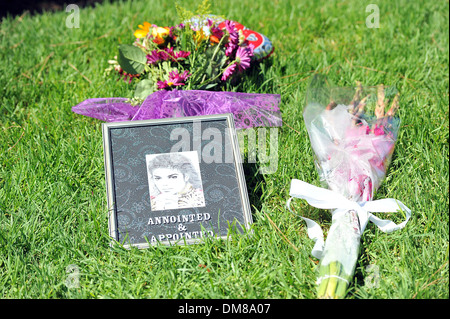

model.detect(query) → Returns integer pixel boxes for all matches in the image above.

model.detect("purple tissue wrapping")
[71,90,282,129]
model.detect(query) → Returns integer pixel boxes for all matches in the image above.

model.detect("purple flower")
[224,20,239,57]
[224,20,237,36]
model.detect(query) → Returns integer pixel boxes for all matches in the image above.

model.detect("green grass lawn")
[0,0,448,299]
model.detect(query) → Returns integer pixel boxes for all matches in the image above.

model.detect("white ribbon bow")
[287,179,411,259]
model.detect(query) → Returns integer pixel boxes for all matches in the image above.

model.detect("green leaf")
[199,83,218,90]
[134,79,155,99]
[117,44,147,75]
[204,46,226,79]
[161,61,176,75]
[178,32,188,51]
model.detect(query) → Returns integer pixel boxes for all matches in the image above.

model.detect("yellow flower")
[152,27,170,45]
[134,22,152,38]
[193,30,207,44]
[152,27,170,38]
[134,23,170,45]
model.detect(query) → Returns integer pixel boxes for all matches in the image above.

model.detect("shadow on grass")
[242,162,264,214]
[0,0,116,20]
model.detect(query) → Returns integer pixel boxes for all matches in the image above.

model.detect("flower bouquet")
[105,3,274,101]
[288,76,411,298]
[72,2,281,129]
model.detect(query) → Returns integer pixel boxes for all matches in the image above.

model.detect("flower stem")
[325,261,340,298]
[317,263,330,297]
[209,34,227,63]
[335,269,348,298]
[198,59,237,87]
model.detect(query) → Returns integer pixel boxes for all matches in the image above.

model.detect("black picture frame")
[102,114,253,248]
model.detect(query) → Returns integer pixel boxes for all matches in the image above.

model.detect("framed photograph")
[102,113,252,248]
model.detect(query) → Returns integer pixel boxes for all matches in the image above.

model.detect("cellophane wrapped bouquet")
[104,1,273,102]
[72,2,280,129]
[299,77,410,298]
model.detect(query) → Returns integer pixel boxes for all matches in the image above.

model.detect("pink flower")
[235,44,254,71]
[221,63,237,81]
[373,124,385,136]
[171,70,190,82]
[147,50,161,64]
[147,48,191,65]
[221,44,254,81]
[225,43,237,57]
[157,80,169,89]
[225,20,238,39]
[348,175,373,201]
[158,47,172,61]
[161,47,190,61]
[157,70,191,89]
[173,50,190,60]
[211,25,224,40]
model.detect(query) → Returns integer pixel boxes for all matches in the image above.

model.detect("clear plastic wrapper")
[304,79,400,201]
[291,75,410,298]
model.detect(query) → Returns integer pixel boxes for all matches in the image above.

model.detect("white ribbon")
[287,179,411,259]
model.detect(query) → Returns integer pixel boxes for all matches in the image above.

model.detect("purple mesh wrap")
[72,90,282,129]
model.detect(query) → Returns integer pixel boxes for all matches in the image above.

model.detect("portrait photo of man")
[146,151,206,211]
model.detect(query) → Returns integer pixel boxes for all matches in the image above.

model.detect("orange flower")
[134,22,152,38]
[210,35,220,44]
